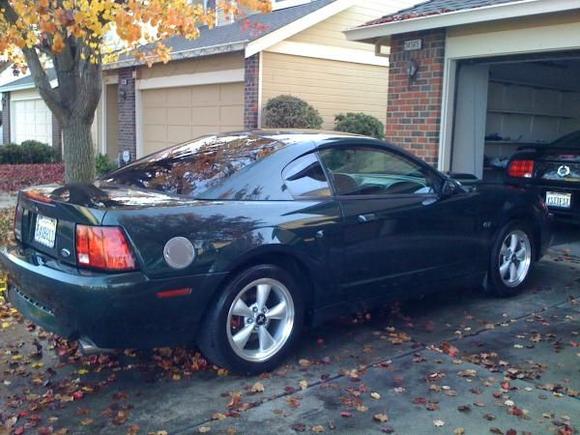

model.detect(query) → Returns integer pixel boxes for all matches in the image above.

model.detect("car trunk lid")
[16,185,108,266]
[535,148,580,185]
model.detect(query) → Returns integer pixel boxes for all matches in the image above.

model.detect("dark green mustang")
[0,131,552,374]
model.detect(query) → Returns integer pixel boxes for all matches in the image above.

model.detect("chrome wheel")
[499,230,532,288]
[226,278,295,363]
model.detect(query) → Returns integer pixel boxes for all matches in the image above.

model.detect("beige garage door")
[141,82,244,156]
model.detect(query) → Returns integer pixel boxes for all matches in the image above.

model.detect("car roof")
[213,129,385,151]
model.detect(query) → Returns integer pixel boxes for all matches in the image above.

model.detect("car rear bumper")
[532,185,579,224]
[0,246,227,349]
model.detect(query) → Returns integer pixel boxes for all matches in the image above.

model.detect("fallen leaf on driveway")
[299,380,308,390]
[251,382,264,393]
[373,413,389,423]
[311,425,325,433]
[198,426,211,433]
[441,342,460,358]
[457,405,471,413]
[287,396,301,408]
[433,419,445,427]
[370,392,381,400]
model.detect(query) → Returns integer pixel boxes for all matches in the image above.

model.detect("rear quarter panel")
[102,199,341,285]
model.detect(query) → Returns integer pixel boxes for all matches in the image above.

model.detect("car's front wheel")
[486,221,534,297]
[198,264,304,374]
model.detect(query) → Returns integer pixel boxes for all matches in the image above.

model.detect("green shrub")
[262,95,323,129]
[0,144,24,164]
[20,140,59,163]
[0,141,59,164]
[96,153,117,176]
[334,112,385,139]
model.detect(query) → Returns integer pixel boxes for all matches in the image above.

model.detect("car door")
[318,144,483,303]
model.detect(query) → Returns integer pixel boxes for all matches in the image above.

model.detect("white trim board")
[245,0,354,58]
[0,79,58,93]
[267,41,389,67]
[136,69,245,90]
[345,0,580,41]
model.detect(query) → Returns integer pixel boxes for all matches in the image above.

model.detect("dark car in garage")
[0,131,552,374]
[506,130,580,223]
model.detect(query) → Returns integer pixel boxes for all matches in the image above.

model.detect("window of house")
[319,147,436,196]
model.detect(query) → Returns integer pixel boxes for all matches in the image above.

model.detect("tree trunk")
[62,116,95,184]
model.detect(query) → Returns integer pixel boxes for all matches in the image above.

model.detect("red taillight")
[76,225,136,272]
[508,160,535,178]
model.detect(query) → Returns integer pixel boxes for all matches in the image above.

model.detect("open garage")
[451,54,580,182]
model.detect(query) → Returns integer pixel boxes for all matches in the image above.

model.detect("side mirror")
[440,179,458,198]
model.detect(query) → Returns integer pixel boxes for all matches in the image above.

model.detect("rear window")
[552,131,580,148]
[101,135,285,199]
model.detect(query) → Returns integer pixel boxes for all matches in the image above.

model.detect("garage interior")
[450,53,580,182]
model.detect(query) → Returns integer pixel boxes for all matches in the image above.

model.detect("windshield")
[101,135,284,199]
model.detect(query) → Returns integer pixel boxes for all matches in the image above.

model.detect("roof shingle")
[363,0,522,26]
[112,0,336,68]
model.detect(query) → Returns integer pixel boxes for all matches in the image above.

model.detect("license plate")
[545,191,572,209]
[34,215,57,248]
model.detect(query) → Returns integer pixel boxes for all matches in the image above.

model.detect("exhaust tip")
[78,337,114,355]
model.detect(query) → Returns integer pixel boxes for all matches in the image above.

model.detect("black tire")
[485,221,535,297]
[197,264,304,375]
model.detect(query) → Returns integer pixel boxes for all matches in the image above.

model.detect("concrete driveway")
[1,247,578,434]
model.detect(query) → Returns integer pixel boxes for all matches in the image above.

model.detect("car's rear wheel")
[198,264,304,374]
[486,221,534,297]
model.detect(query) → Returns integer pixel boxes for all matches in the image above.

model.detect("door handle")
[357,213,377,223]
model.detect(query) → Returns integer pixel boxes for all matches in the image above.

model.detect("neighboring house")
[0,70,64,149]
[0,0,419,160]
[346,0,580,180]
[98,0,419,161]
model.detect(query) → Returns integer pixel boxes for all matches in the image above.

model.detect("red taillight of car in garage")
[508,160,535,178]
[76,225,136,272]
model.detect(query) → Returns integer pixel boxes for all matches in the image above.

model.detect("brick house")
[346,0,580,181]
[0,0,419,161]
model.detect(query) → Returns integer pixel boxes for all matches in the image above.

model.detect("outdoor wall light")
[407,59,419,81]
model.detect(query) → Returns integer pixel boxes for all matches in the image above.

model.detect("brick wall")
[2,92,10,144]
[244,54,260,129]
[117,68,136,161]
[386,29,445,166]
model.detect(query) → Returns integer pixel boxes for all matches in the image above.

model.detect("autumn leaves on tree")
[0,0,271,183]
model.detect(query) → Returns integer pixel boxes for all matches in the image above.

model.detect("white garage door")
[141,82,244,156]
[11,98,52,145]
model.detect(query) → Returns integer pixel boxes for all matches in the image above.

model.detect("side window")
[319,147,436,196]
[282,153,331,199]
